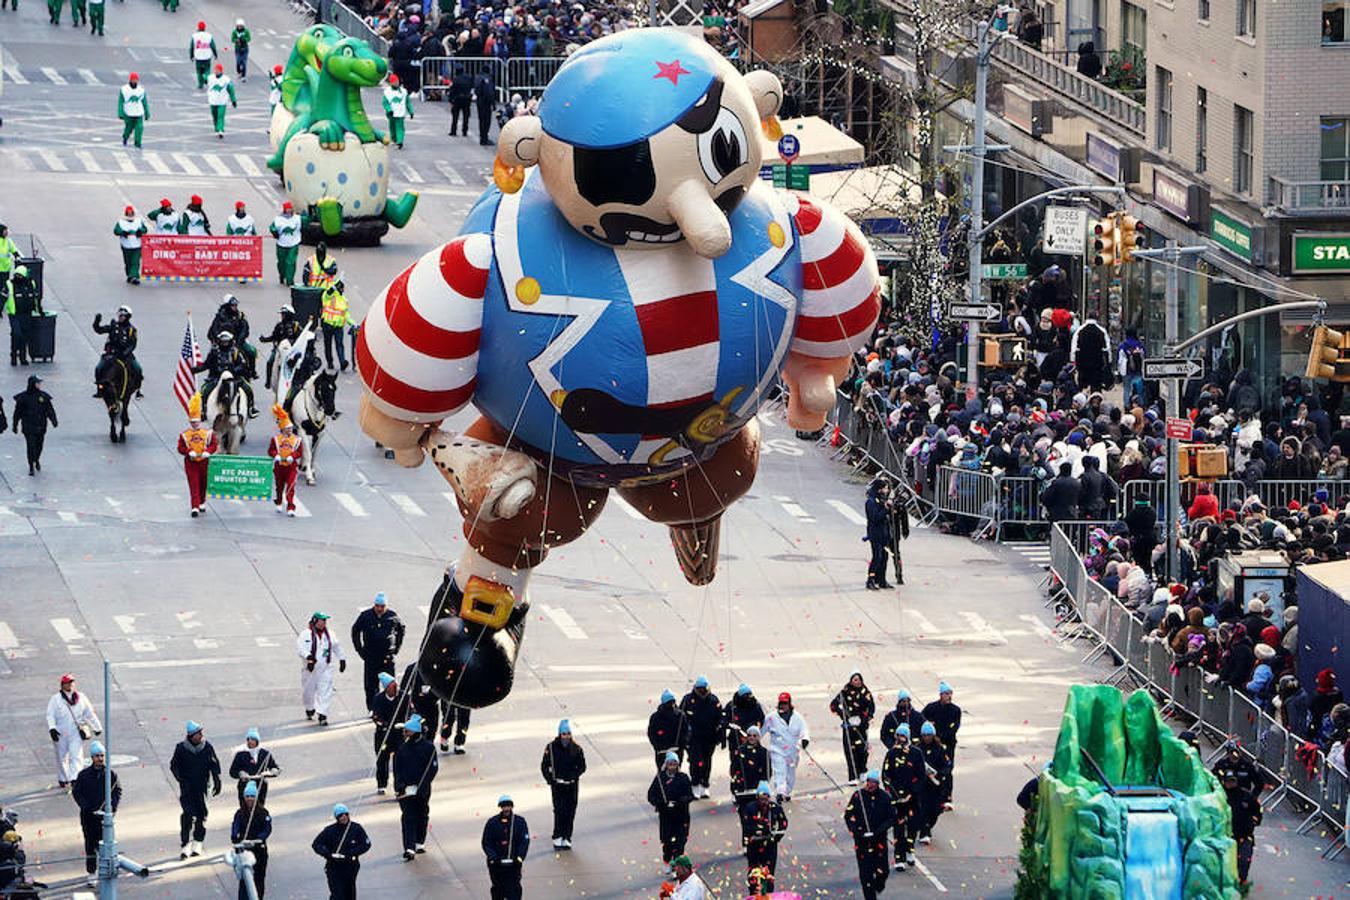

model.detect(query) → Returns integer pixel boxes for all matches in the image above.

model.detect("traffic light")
[1091,213,1119,267]
[1118,214,1145,263]
[1305,324,1345,380]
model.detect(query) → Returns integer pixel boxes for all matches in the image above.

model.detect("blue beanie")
[865,769,881,782]
[498,794,513,806]
[938,681,953,695]
[243,782,259,799]
[756,780,771,796]
[736,684,751,696]
[245,727,261,742]
[896,689,911,702]
[185,720,203,735]
[89,740,106,756]
[896,724,911,739]
[921,722,937,736]
[373,591,388,606]
[333,803,349,818]
[378,672,396,689]
[693,675,709,689]
[558,719,571,734]
[660,689,675,704]
[403,714,423,734]
[664,751,680,765]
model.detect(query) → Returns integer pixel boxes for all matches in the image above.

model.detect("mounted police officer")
[281,329,337,420]
[193,331,258,419]
[208,295,258,379]
[258,305,303,391]
[92,306,143,397]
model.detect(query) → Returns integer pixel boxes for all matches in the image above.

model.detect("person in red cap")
[113,205,148,284]
[762,692,810,801]
[269,64,284,112]
[269,201,303,286]
[46,673,102,787]
[118,72,148,147]
[1311,668,1344,734]
[382,73,414,149]
[147,197,180,234]
[206,62,237,137]
[225,201,255,236]
[190,19,217,88]
[180,195,210,235]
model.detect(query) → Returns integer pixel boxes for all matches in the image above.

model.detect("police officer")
[881,723,922,872]
[915,722,951,845]
[12,375,56,476]
[230,781,272,899]
[679,676,723,800]
[647,752,694,870]
[320,280,350,371]
[481,795,530,900]
[864,478,894,590]
[92,306,142,392]
[228,727,280,806]
[921,681,960,808]
[208,295,257,379]
[312,804,370,900]
[831,670,876,785]
[729,724,769,802]
[845,770,895,900]
[879,690,925,750]
[350,592,406,710]
[1221,768,1262,885]
[302,242,339,289]
[71,740,119,885]
[258,305,303,391]
[193,331,258,419]
[169,720,222,859]
[738,781,787,894]
[1213,740,1262,799]
[370,673,403,794]
[540,719,586,849]
[5,267,37,367]
[393,713,437,860]
[648,689,689,770]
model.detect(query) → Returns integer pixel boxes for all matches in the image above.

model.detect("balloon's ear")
[497,116,542,168]
[744,70,784,119]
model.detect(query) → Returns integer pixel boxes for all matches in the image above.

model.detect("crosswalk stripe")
[234,153,262,177]
[51,618,84,642]
[202,153,231,176]
[113,615,137,635]
[37,149,67,172]
[540,604,588,640]
[3,63,29,85]
[958,611,1006,643]
[41,67,67,85]
[111,151,138,173]
[131,640,159,653]
[78,68,99,85]
[174,153,203,176]
[772,495,816,523]
[143,151,173,174]
[395,160,424,184]
[74,150,101,173]
[0,623,18,650]
[389,492,427,517]
[904,609,940,634]
[333,492,369,517]
[176,611,203,630]
[826,499,866,525]
[0,505,14,517]
[433,160,465,185]
[5,150,34,171]
[291,498,312,518]
[194,637,221,650]
[611,495,645,521]
[56,511,80,523]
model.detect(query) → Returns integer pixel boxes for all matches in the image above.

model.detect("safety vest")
[207,74,233,106]
[114,217,146,249]
[273,433,302,464]
[225,214,255,236]
[321,289,349,327]
[307,255,337,289]
[192,31,215,61]
[181,427,212,455]
[384,87,409,118]
[0,236,18,273]
[120,84,146,117]
[271,214,302,248]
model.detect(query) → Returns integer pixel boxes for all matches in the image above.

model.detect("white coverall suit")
[763,710,810,798]
[296,627,345,716]
[46,690,102,783]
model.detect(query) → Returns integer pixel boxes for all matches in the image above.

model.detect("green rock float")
[1020,684,1241,899]
[266,24,418,244]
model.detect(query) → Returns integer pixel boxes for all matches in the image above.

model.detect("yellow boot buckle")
[461,576,516,630]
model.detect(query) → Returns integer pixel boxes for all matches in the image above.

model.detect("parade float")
[1018,684,1241,899]
[354,28,882,710]
[267,24,417,245]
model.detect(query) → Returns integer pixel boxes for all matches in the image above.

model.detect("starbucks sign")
[1293,234,1350,273]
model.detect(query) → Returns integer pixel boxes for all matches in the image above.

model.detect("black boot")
[418,567,528,710]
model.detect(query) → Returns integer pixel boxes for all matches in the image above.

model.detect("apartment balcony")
[985,36,1146,139]
[1268,176,1350,215]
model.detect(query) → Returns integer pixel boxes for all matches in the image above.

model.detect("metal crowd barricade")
[1323,765,1348,859]
[933,466,999,539]
[505,57,569,99]
[1255,719,1292,810]
[1255,479,1344,511]
[994,475,1042,537]
[325,1,390,55]
[1229,691,1265,761]
[418,57,507,103]
[1289,752,1327,831]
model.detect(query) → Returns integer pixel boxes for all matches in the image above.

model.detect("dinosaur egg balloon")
[283,133,391,219]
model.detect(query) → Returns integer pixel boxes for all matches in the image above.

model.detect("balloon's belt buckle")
[461,576,515,629]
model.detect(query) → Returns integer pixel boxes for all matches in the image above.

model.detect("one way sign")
[949,302,1002,321]
[1142,357,1206,380]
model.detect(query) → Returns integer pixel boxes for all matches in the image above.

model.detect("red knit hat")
[1289,500,1302,511]
[190,195,203,205]
[124,205,134,216]
[235,201,246,210]
[197,20,205,29]
[1317,668,1337,693]
[159,198,172,208]
[273,64,283,75]
[1260,625,1281,647]
[129,72,139,82]
[214,63,223,74]
[1169,584,1187,598]
[777,692,792,704]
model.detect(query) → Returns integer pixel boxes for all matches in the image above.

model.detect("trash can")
[290,286,324,330]
[25,312,56,363]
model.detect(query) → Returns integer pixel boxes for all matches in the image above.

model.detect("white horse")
[206,371,248,454]
[275,329,331,485]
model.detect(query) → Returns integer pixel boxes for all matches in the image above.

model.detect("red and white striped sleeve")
[356,233,491,423]
[788,195,881,359]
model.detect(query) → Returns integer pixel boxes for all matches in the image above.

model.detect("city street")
[0,1,1345,898]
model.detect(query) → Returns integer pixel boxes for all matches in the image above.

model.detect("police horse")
[94,357,142,443]
[206,371,248,454]
[274,329,333,485]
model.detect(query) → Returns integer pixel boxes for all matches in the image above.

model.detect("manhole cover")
[983,743,1016,759]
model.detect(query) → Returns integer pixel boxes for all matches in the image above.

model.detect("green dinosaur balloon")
[266,29,417,240]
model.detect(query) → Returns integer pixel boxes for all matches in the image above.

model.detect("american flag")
[173,316,202,412]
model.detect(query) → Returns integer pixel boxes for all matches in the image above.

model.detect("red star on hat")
[653,59,690,85]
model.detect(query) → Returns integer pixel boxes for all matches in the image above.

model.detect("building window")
[1195,87,1208,173]
[1155,67,1173,152]
[1327,1,1349,44]
[1121,0,1148,52]
[1199,0,1210,20]
[1235,105,1254,193]
[1237,0,1256,36]
[1322,117,1350,180]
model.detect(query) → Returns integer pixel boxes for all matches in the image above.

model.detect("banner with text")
[142,235,264,283]
[207,455,274,500]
